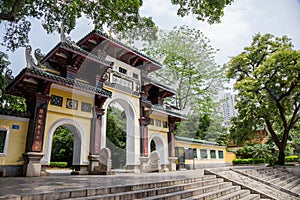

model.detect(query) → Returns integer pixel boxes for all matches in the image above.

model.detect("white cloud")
[140,0,300,65]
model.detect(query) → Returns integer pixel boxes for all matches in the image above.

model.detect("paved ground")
[0,169,205,199]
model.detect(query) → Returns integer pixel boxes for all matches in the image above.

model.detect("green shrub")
[285,156,299,162]
[50,162,68,168]
[233,158,253,164]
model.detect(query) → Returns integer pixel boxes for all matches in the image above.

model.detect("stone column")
[168,117,177,171]
[89,96,107,174]
[23,93,51,176]
[139,117,150,157]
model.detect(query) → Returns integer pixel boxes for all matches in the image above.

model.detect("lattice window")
[0,128,9,156]
[50,95,63,107]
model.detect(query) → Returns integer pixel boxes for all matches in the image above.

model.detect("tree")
[226,33,300,165]
[51,126,74,167]
[106,105,126,168]
[0,51,26,111]
[143,26,224,139]
[0,0,233,51]
[171,0,234,24]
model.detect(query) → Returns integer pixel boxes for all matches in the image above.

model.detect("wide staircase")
[22,174,269,200]
[233,167,300,197]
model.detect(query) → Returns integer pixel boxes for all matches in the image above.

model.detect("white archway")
[102,93,140,168]
[41,118,88,165]
[149,133,168,165]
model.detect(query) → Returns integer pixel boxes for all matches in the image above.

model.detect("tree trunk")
[278,148,285,165]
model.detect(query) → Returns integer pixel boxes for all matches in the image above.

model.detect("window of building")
[210,150,216,159]
[155,119,161,127]
[119,67,127,74]
[0,128,9,156]
[50,95,63,107]
[185,148,194,159]
[162,121,168,128]
[149,118,154,125]
[175,147,185,163]
[133,73,139,79]
[218,150,224,159]
[200,149,208,159]
[81,102,91,112]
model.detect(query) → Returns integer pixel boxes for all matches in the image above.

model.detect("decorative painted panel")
[50,95,63,107]
[81,102,92,112]
[66,98,78,110]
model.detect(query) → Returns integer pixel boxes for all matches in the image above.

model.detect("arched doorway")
[149,134,168,166]
[51,126,74,168]
[41,118,87,172]
[105,102,126,169]
[102,94,139,170]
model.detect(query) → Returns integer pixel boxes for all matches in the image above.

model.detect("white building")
[220,93,237,127]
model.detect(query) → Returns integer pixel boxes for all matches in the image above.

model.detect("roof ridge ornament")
[34,48,45,63]
[25,45,38,69]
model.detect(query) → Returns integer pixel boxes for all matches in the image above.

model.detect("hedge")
[232,158,265,164]
[285,156,299,162]
[50,162,68,168]
[233,156,299,164]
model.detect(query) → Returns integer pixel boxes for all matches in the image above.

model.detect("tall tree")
[143,25,224,139]
[0,0,233,51]
[226,33,300,165]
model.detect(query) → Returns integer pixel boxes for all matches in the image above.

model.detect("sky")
[1,0,300,77]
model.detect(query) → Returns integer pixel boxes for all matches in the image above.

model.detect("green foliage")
[232,158,265,164]
[143,26,225,141]
[0,0,156,51]
[236,144,273,161]
[106,105,126,169]
[285,156,298,162]
[0,51,26,111]
[51,126,74,167]
[50,162,68,168]
[0,0,233,51]
[171,0,234,24]
[226,33,300,165]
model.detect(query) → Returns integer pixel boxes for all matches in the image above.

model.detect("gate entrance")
[4,29,186,176]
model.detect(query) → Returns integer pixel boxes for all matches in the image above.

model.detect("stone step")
[214,189,251,200]
[66,177,229,200]
[181,185,241,200]
[282,177,300,190]
[276,175,298,187]
[32,176,216,200]
[267,173,292,183]
[239,193,261,200]
[261,172,289,181]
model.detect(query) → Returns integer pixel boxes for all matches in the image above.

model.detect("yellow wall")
[43,85,94,163]
[174,140,227,165]
[0,115,29,165]
[225,151,236,163]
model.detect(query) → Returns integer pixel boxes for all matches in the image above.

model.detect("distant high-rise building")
[220,93,237,127]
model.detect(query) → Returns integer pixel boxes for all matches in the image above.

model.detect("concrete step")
[282,177,300,190]
[34,176,216,200]
[276,175,298,187]
[215,189,251,200]
[239,193,261,200]
[181,185,241,200]
[66,177,229,200]
[261,172,289,181]
[267,173,292,183]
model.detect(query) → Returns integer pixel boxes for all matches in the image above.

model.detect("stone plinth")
[22,152,44,177]
[139,157,149,172]
[168,157,177,171]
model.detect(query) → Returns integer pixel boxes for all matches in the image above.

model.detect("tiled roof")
[78,30,162,68]
[147,80,177,95]
[11,67,112,98]
[151,104,187,120]
[175,136,224,146]
[0,108,31,118]
[40,41,113,67]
